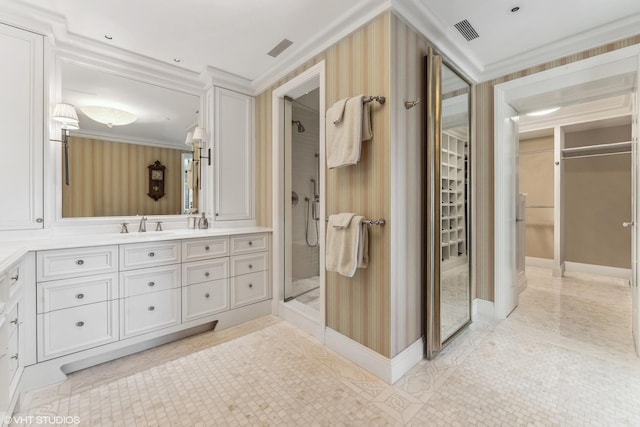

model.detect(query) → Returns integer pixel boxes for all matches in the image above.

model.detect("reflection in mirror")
[60,61,200,217]
[440,63,471,342]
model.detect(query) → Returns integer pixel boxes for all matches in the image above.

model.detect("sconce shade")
[80,105,137,128]
[192,126,207,144]
[185,130,194,146]
[52,103,79,129]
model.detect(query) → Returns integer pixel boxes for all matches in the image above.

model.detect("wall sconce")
[185,126,211,189]
[52,103,79,186]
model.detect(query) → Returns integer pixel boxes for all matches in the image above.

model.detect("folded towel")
[327,95,372,169]
[326,214,369,277]
[331,212,355,229]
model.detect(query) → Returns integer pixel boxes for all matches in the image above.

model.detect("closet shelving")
[441,132,467,263]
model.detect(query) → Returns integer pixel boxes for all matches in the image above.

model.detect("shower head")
[292,120,305,133]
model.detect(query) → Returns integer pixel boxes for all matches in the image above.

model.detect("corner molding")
[473,298,495,320]
[324,327,423,384]
[200,66,253,95]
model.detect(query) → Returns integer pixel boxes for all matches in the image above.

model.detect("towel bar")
[325,217,386,226]
[363,96,386,105]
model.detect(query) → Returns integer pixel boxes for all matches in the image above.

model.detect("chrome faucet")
[138,216,147,232]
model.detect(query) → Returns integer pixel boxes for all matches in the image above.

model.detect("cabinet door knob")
[76,293,84,299]
[148,306,155,311]
[205,293,210,298]
[76,321,84,327]
[149,252,155,257]
[205,246,210,251]
[11,353,18,360]
[248,241,253,246]
[248,264,253,269]
[205,272,210,277]
[148,281,155,287]
[10,318,18,325]
[248,283,253,288]
[76,259,84,265]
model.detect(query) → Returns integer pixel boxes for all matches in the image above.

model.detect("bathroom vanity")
[0,229,271,420]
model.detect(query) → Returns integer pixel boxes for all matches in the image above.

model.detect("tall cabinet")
[0,24,44,230]
[210,87,255,223]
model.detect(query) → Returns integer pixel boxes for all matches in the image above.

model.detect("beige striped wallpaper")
[474,34,640,302]
[255,13,392,357]
[62,136,187,217]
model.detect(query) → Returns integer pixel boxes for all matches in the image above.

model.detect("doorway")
[271,62,326,340]
[493,46,640,356]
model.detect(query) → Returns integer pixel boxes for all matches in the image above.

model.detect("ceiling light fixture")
[80,106,137,128]
[526,107,560,117]
[510,6,520,13]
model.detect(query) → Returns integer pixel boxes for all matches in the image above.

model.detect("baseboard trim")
[525,256,554,268]
[324,328,423,384]
[473,298,495,320]
[564,261,631,280]
[278,300,324,342]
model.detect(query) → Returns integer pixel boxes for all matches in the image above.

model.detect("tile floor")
[11,266,640,426]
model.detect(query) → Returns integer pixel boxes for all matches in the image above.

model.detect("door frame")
[271,61,326,341]
[494,45,640,330]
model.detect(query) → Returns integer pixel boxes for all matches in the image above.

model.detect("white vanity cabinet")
[229,234,270,309]
[0,23,44,231]
[119,242,182,339]
[36,248,119,361]
[212,87,255,222]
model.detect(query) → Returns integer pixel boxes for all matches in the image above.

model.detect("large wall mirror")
[59,60,201,218]
[424,48,472,359]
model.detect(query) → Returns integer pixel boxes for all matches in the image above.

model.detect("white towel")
[325,214,369,277]
[326,95,373,169]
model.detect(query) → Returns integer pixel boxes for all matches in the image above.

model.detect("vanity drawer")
[182,279,228,322]
[37,246,118,281]
[120,241,181,271]
[7,325,19,385]
[230,252,268,277]
[7,259,23,298]
[121,289,180,339]
[37,300,119,361]
[120,265,180,298]
[37,273,118,314]
[229,234,268,255]
[230,270,269,308]
[5,303,19,337]
[182,237,229,262]
[183,258,229,286]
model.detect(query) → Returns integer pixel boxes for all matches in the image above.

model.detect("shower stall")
[284,89,321,312]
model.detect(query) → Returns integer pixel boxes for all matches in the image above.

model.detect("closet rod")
[562,140,632,154]
[562,151,630,160]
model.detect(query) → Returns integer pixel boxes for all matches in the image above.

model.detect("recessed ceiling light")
[173,58,181,63]
[510,6,520,13]
[104,35,113,40]
[526,107,560,117]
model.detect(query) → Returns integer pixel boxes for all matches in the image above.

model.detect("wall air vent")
[267,39,294,58]
[454,19,479,41]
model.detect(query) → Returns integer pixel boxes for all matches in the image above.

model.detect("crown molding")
[250,0,392,95]
[199,66,253,95]
[478,12,640,82]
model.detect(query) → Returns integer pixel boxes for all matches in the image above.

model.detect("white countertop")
[0,226,272,272]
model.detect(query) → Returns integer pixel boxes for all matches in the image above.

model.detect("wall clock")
[147,160,166,201]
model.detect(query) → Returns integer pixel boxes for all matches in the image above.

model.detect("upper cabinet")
[211,87,255,222]
[0,24,44,230]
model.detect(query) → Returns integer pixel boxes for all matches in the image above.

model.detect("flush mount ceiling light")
[80,106,137,128]
[526,107,560,117]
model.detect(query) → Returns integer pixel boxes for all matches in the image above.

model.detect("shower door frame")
[271,61,327,341]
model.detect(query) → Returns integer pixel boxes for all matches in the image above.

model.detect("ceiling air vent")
[267,39,293,58]
[454,19,479,41]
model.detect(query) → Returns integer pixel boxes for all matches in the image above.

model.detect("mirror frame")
[49,49,207,229]
[423,47,474,359]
